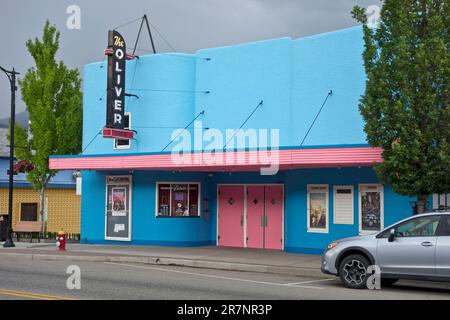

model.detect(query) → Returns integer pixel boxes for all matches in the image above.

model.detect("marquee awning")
[49,146,383,172]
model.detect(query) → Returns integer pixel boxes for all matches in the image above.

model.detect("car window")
[394,216,441,237]
[438,216,450,236]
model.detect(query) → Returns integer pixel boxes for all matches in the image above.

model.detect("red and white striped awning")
[49,146,383,172]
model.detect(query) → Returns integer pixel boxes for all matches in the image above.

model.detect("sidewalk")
[0,242,326,278]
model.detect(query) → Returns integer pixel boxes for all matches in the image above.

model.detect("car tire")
[381,278,398,287]
[339,254,370,289]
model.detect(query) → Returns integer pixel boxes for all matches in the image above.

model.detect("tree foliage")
[352,0,450,210]
[14,20,82,191]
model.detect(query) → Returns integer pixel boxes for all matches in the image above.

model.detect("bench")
[15,221,42,243]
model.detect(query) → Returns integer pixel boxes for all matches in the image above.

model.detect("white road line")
[285,278,335,286]
[104,262,324,290]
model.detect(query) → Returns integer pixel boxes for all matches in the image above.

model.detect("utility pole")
[0,66,19,248]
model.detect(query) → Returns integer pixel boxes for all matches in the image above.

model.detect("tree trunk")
[416,195,428,214]
[39,186,45,238]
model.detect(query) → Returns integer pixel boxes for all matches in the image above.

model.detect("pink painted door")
[246,185,264,249]
[218,185,244,247]
[264,185,283,250]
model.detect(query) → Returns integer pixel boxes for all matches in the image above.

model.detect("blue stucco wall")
[81,170,213,246]
[290,27,367,146]
[78,26,416,252]
[81,26,368,154]
[80,168,414,252]
[82,53,197,154]
[195,37,292,149]
[284,168,412,254]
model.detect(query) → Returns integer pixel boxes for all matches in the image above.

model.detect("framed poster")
[361,192,381,230]
[310,193,327,228]
[112,187,127,216]
[307,185,329,233]
[359,184,384,234]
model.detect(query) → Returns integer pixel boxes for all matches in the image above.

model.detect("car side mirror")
[388,228,395,242]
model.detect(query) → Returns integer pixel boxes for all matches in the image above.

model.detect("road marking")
[285,278,335,286]
[104,262,324,290]
[0,289,76,300]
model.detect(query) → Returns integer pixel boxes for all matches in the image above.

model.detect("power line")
[128,88,210,94]
[223,100,264,150]
[98,90,107,101]
[161,110,205,152]
[159,53,211,61]
[112,17,142,30]
[126,30,142,109]
[146,18,177,52]
[133,126,210,129]
[299,90,333,146]
[126,47,210,60]
[98,45,210,59]
[111,15,180,55]
[82,129,102,153]
[97,88,209,101]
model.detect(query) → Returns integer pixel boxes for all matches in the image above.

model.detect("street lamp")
[0,66,19,248]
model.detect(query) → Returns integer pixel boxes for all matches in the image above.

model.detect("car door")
[376,215,441,277]
[436,215,450,278]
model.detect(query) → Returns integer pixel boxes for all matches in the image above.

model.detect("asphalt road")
[0,256,449,300]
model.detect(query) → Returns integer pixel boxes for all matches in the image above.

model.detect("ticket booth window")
[156,183,201,217]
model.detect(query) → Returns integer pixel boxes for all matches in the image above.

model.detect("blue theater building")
[49,26,449,254]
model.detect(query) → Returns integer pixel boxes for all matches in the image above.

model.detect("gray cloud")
[0,0,379,118]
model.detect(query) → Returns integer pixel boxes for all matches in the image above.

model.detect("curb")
[0,252,327,279]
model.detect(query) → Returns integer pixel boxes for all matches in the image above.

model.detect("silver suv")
[321,211,450,289]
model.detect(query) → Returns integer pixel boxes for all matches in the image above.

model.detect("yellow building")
[0,128,81,237]
[0,186,81,234]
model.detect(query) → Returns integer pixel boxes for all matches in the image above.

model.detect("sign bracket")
[132,14,157,55]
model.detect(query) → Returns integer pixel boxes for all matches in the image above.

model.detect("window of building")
[433,193,450,210]
[307,184,329,233]
[156,183,200,217]
[114,112,131,149]
[20,203,38,221]
[333,186,354,225]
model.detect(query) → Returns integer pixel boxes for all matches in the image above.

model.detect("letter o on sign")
[115,49,124,59]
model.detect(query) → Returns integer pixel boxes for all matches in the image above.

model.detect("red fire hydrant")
[56,229,66,251]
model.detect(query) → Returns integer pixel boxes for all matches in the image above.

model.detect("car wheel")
[339,254,370,289]
[381,278,398,287]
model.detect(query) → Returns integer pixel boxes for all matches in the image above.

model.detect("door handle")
[260,215,267,227]
[240,215,243,227]
[421,241,433,247]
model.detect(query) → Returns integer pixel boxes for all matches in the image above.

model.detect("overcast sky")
[0,0,379,119]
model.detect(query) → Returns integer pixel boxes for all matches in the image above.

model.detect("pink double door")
[247,185,283,250]
[218,185,283,250]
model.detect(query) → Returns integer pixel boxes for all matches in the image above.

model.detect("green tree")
[352,0,450,213]
[12,21,82,234]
